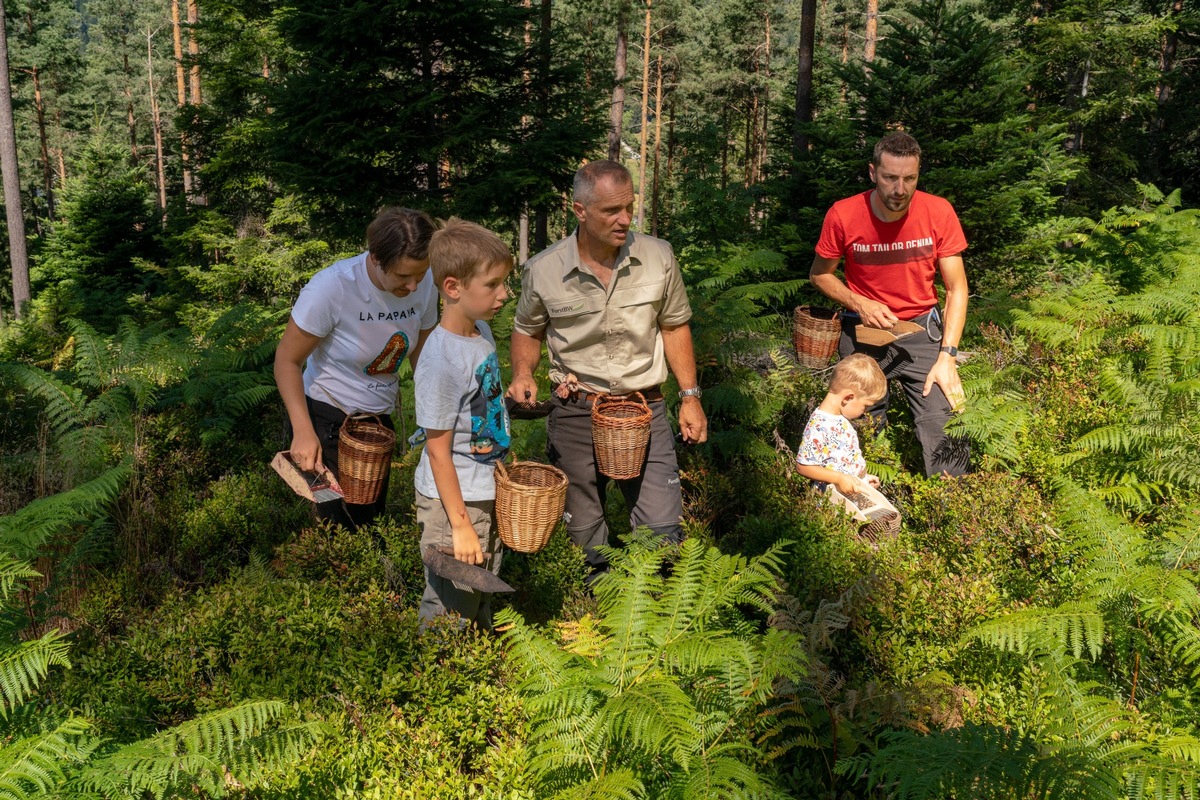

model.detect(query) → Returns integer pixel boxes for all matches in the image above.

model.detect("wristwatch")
[678,386,703,399]
[940,345,958,357]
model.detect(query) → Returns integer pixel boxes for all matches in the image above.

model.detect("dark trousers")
[839,310,970,477]
[297,396,395,530]
[546,394,684,578]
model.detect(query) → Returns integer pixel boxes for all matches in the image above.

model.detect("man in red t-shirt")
[810,131,970,476]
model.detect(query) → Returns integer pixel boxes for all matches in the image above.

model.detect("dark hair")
[872,131,922,166]
[429,217,513,287]
[572,160,633,206]
[366,207,437,271]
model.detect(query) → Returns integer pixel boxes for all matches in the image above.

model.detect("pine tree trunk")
[534,0,551,250]
[651,49,663,237]
[187,0,200,104]
[147,28,167,212]
[864,0,878,63]
[23,13,53,219]
[793,0,816,160]
[0,0,29,317]
[124,50,138,163]
[171,0,193,198]
[636,0,651,229]
[607,1,628,162]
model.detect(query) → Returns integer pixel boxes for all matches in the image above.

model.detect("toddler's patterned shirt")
[796,408,865,477]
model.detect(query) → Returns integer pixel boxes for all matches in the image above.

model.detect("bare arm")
[424,428,483,564]
[922,254,968,409]
[809,254,899,329]
[661,322,708,444]
[273,319,324,471]
[507,329,544,403]
[796,463,860,495]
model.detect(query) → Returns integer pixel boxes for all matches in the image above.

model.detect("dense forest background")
[3,0,1200,797]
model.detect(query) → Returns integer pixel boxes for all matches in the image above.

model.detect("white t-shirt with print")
[413,323,512,502]
[796,408,866,478]
[291,252,438,415]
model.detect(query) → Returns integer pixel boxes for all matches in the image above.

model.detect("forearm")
[510,330,544,381]
[274,358,316,438]
[809,270,861,312]
[797,463,858,487]
[661,323,699,389]
[426,437,471,531]
[941,284,968,349]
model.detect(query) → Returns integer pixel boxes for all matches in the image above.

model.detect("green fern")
[498,533,804,800]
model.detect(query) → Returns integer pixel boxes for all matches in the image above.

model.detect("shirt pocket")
[545,295,603,332]
[613,282,664,335]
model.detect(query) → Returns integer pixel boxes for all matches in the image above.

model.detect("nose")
[616,208,632,227]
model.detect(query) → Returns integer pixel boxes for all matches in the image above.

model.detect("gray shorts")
[415,491,503,629]
[546,393,683,574]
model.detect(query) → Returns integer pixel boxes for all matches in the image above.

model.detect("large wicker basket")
[337,414,395,504]
[794,306,841,369]
[495,461,568,553]
[592,392,652,480]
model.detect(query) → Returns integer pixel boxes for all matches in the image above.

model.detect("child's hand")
[452,525,483,565]
[834,474,860,495]
[865,473,881,488]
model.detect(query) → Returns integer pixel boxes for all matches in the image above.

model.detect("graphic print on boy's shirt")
[468,352,511,463]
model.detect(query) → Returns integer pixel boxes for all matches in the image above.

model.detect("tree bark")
[534,0,551,250]
[636,0,651,229]
[865,0,878,63]
[0,0,30,317]
[186,0,200,104]
[651,49,663,237]
[171,0,193,198]
[147,28,167,212]
[123,50,138,163]
[793,0,816,160]
[23,12,53,219]
[607,1,628,162]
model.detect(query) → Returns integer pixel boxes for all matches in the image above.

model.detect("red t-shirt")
[815,190,967,321]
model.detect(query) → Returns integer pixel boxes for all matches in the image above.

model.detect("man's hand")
[506,376,538,405]
[452,524,483,565]
[678,397,708,444]
[854,296,899,330]
[290,428,322,472]
[923,353,965,411]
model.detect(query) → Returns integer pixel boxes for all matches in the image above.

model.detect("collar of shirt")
[560,230,643,284]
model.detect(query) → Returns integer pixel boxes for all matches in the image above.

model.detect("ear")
[868,163,877,182]
[572,200,586,221]
[840,390,857,407]
[442,275,463,299]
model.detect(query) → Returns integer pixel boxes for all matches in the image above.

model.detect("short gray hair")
[573,160,633,206]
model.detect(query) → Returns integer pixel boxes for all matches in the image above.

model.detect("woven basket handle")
[496,460,510,480]
[596,391,648,411]
[340,412,384,433]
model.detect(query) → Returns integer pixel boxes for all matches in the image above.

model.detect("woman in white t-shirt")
[274,207,439,529]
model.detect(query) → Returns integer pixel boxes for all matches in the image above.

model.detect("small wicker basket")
[794,306,841,369]
[495,461,568,553]
[592,392,652,479]
[337,414,396,504]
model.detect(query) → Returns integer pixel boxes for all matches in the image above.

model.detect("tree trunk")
[123,50,138,163]
[186,0,200,104]
[607,1,628,162]
[793,0,816,160]
[651,49,663,237]
[534,0,551,250]
[864,0,878,63]
[663,96,675,233]
[759,12,771,187]
[1154,0,1183,122]
[23,13,53,219]
[636,0,651,229]
[147,28,167,212]
[171,0,193,198]
[0,0,30,317]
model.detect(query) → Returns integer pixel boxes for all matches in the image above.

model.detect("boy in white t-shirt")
[414,219,514,629]
[796,354,887,494]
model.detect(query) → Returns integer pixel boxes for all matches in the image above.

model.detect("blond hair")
[830,353,886,399]
[428,217,512,287]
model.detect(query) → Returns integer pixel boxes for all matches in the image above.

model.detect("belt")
[555,386,663,403]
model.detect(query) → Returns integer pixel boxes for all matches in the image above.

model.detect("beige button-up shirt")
[513,230,693,394]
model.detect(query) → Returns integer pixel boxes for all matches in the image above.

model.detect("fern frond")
[967,601,1105,659]
[0,462,131,559]
[0,364,89,436]
[0,717,93,800]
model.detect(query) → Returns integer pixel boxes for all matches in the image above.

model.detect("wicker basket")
[337,414,396,504]
[794,306,841,369]
[495,461,568,553]
[859,511,902,543]
[592,392,652,480]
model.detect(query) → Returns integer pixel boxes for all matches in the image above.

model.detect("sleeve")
[796,416,830,466]
[512,262,549,337]
[814,205,846,260]
[290,270,338,337]
[414,349,466,431]
[936,202,968,258]
[657,243,693,327]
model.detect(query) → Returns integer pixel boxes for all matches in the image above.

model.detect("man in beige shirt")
[509,160,707,578]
